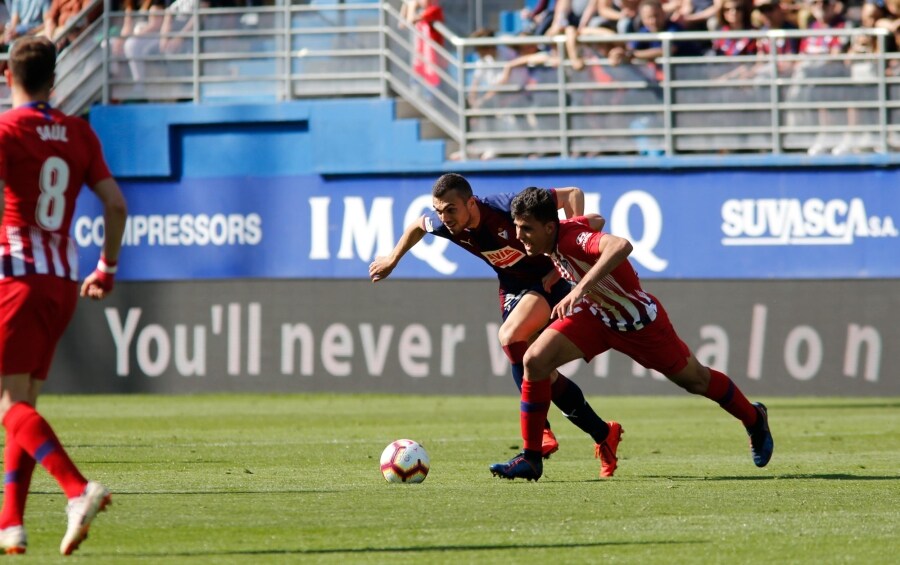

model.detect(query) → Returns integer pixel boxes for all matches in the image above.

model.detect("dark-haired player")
[0,36,128,554]
[489,187,773,481]
[370,173,623,476]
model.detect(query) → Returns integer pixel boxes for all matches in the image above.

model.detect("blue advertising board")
[72,169,899,281]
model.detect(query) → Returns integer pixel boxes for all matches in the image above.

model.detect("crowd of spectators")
[453,0,897,158]
[0,0,101,52]
[0,0,893,157]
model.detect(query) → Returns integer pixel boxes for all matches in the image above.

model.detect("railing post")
[662,34,672,156]
[877,31,888,153]
[457,41,467,161]
[284,1,292,101]
[102,0,110,105]
[379,2,388,98]
[557,36,568,158]
[769,33,780,154]
[192,0,200,103]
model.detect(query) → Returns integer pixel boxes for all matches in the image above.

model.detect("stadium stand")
[0,0,898,162]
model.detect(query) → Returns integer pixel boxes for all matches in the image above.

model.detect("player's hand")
[541,268,561,293]
[80,258,117,300]
[551,287,585,320]
[80,269,115,300]
[369,256,395,282]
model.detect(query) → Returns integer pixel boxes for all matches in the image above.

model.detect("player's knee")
[523,348,554,379]
[498,321,531,348]
[497,323,515,347]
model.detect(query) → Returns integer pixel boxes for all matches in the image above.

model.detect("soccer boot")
[747,402,774,468]
[541,427,559,459]
[60,481,112,556]
[0,525,26,555]
[594,421,624,478]
[489,453,543,481]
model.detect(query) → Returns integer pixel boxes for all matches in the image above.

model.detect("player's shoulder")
[560,216,592,230]
[559,216,599,249]
[0,106,25,128]
[477,192,517,213]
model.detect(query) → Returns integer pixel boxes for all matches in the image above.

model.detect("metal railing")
[4,0,899,159]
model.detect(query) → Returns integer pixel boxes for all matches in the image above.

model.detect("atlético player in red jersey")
[0,37,127,554]
[489,187,773,481]
[370,173,624,478]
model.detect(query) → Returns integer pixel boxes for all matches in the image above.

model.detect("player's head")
[6,36,57,96]
[431,173,477,235]
[510,187,558,255]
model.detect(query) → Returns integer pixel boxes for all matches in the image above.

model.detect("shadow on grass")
[30,489,339,496]
[773,400,900,410]
[116,539,702,558]
[644,474,899,481]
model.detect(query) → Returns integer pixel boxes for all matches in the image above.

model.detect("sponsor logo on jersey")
[721,198,898,245]
[498,229,508,240]
[576,231,591,248]
[481,246,525,268]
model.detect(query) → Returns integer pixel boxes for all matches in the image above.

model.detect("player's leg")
[0,375,88,498]
[498,290,559,457]
[549,370,623,477]
[539,280,617,460]
[0,277,111,555]
[490,327,585,480]
[619,304,772,467]
[0,375,34,555]
[0,375,39,554]
[666,356,773,467]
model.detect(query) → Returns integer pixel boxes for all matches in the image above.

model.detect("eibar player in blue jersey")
[369,173,623,477]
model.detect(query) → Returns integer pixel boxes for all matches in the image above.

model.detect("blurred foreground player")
[490,187,773,481]
[370,173,623,477]
[0,36,128,554]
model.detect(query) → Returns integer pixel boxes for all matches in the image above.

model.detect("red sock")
[520,380,551,453]
[704,369,758,427]
[0,435,35,529]
[2,403,86,499]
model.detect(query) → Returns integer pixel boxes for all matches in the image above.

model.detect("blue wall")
[90,100,446,177]
[84,100,900,281]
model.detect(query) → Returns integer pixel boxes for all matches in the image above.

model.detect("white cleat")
[60,481,111,556]
[0,525,27,555]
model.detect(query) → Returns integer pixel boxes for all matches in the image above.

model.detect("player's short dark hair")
[511,187,558,224]
[432,173,473,200]
[8,37,57,95]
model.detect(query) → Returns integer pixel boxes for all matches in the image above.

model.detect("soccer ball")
[379,439,430,483]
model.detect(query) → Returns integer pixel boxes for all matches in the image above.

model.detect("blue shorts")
[498,278,573,322]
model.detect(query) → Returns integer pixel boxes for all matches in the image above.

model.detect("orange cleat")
[541,427,559,459]
[594,421,623,478]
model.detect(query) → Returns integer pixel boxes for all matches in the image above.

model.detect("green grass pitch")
[14,394,900,564]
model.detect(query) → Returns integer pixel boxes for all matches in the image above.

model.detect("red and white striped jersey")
[0,102,112,280]
[551,217,659,331]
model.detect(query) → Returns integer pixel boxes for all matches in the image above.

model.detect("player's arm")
[552,233,633,320]
[80,177,128,300]
[369,217,427,282]
[554,186,584,219]
[584,213,606,232]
